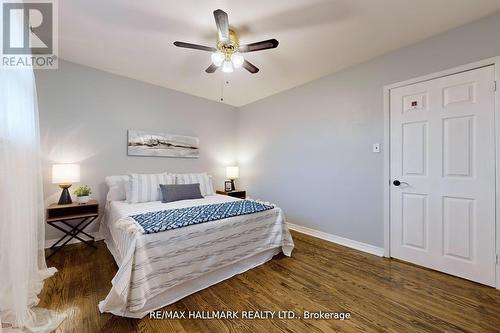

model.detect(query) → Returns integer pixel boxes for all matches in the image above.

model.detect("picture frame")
[127,129,199,158]
[224,181,233,192]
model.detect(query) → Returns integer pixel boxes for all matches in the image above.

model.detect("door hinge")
[494,81,497,92]
[497,254,499,264]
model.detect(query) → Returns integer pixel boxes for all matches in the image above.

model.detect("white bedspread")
[98,195,294,318]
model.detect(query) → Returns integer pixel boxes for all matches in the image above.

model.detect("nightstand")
[216,190,246,199]
[46,200,99,258]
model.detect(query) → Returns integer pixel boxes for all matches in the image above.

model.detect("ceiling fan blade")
[214,9,229,43]
[173,41,216,52]
[239,39,279,53]
[242,60,259,74]
[205,64,218,73]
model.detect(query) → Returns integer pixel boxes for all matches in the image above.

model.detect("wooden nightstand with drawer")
[216,190,246,199]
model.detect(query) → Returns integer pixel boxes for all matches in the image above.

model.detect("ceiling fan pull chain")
[220,74,225,102]
[220,75,230,103]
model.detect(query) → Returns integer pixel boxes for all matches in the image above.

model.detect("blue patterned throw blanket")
[130,200,274,234]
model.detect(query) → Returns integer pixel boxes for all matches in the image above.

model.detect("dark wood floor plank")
[39,230,500,333]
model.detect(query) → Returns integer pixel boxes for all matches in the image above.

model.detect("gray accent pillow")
[160,183,203,203]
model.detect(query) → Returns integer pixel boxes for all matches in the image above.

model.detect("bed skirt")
[101,228,282,318]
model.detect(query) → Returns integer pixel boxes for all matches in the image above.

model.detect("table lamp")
[226,166,239,191]
[52,164,80,205]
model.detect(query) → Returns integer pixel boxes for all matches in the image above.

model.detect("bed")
[98,193,294,318]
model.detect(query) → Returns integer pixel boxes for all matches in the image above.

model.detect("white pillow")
[105,175,129,201]
[127,172,175,203]
[174,173,214,196]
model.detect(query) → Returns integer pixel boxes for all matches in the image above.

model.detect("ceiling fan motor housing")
[217,29,239,60]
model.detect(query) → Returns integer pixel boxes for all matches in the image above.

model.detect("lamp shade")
[222,60,233,73]
[211,51,224,66]
[52,164,80,184]
[226,166,239,179]
[231,53,244,68]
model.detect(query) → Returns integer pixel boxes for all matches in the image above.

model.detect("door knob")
[393,180,409,186]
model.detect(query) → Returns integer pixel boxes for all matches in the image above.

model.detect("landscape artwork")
[127,130,199,158]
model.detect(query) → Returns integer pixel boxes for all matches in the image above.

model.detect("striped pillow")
[105,175,129,201]
[174,173,214,196]
[127,173,175,203]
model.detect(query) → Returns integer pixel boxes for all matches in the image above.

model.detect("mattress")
[98,194,294,318]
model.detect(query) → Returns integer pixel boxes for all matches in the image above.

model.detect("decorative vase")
[76,195,90,204]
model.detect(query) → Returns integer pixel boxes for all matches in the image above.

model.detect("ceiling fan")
[173,9,279,74]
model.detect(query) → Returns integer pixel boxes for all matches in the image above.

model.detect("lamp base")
[58,184,73,205]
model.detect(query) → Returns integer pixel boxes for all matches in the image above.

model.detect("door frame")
[383,56,500,289]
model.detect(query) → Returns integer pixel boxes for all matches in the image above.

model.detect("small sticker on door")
[403,93,427,113]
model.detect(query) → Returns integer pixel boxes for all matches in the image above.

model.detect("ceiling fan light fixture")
[211,51,224,66]
[222,60,233,73]
[231,53,244,68]
[173,10,278,75]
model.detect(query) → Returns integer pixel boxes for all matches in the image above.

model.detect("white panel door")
[390,66,496,286]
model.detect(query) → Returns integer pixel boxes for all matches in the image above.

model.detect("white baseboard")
[46,224,384,256]
[287,223,384,257]
[45,232,103,249]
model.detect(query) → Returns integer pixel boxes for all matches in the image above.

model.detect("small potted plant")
[74,185,92,204]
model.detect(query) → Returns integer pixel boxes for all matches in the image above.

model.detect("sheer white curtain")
[0,67,65,331]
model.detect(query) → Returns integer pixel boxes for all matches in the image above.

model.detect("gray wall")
[36,60,238,240]
[237,12,500,248]
[37,12,500,245]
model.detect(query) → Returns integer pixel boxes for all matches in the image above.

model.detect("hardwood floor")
[40,231,500,333]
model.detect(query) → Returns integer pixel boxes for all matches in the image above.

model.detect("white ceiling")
[60,0,500,107]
